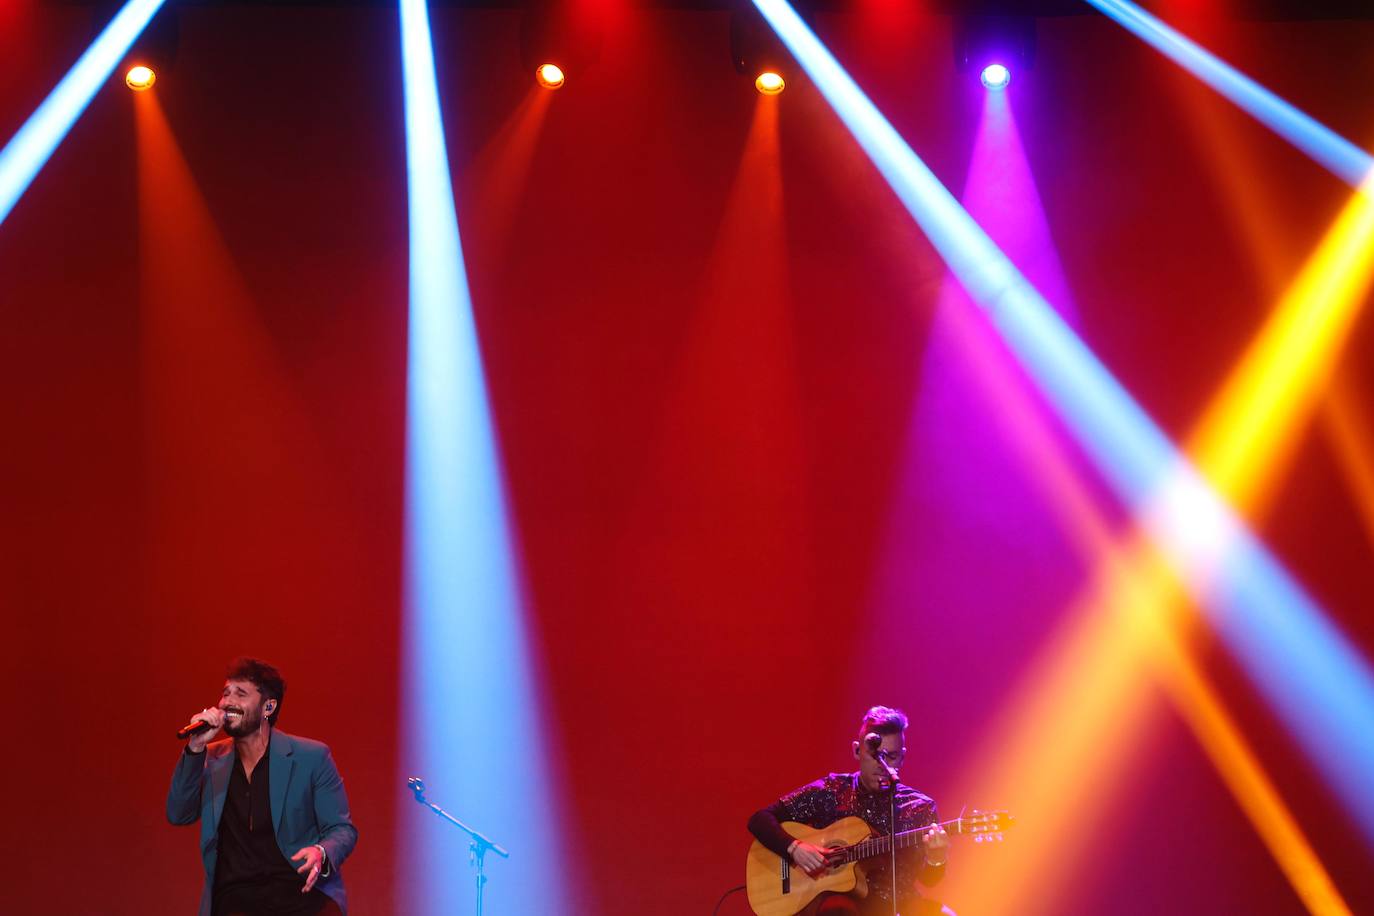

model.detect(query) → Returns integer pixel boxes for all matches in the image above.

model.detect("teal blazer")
[167,730,359,916]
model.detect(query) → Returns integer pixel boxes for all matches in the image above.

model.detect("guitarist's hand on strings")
[789,840,840,875]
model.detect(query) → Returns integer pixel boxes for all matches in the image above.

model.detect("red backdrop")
[2,4,1373,914]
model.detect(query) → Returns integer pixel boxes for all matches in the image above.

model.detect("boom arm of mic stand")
[408,781,510,858]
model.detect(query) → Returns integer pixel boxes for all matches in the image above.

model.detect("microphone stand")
[408,777,509,916]
[879,759,900,916]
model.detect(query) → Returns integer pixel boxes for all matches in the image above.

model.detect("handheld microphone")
[408,777,427,802]
[864,733,883,754]
[176,719,214,740]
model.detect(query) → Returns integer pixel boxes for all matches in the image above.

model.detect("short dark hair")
[226,657,286,726]
[857,705,908,740]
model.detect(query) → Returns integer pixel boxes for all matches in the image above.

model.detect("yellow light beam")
[1185,168,1374,511]
[1163,70,1374,552]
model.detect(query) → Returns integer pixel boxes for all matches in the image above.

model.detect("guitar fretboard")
[838,817,966,864]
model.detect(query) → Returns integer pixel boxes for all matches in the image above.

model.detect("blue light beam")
[750,0,1374,845]
[398,0,569,911]
[1083,0,1373,187]
[0,0,167,227]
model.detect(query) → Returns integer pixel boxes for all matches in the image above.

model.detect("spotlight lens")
[980,63,1010,90]
[125,65,156,92]
[536,63,565,90]
[755,71,785,95]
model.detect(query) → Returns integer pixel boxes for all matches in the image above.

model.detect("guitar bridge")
[781,858,790,895]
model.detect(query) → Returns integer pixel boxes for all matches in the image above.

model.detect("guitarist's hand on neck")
[922,824,950,867]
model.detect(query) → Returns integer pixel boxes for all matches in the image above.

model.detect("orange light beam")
[976,125,1374,916]
[933,291,1350,915]
[1322,379,1374,555]
[460,86,553,266]
[933,87,1351,916]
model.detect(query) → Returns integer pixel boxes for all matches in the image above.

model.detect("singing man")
[167,657,358,916]
[748,705,953,916]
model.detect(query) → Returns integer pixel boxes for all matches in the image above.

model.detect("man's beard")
[224,710,264,738]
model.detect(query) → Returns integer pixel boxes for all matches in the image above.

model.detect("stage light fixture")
[535,62,565,89]
[954,15,1034,88]
[980,63,1010,90]
[125,64,155,91]
[732,7,791,95]
[520,0,602,91]
[0,0,166,227]
[118,2,178,90]
[755,70,785,94]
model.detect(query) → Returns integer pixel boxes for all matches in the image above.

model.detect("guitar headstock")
[958,809,1015,843]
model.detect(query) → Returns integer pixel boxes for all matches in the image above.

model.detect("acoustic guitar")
[745,810,1013,916]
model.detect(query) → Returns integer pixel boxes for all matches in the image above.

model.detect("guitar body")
[744,807,1015,916]
[745,817,873,916]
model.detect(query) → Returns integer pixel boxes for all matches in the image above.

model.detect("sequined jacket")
[748,771,945,908]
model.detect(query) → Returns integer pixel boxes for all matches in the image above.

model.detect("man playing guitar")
[746,706,954,916]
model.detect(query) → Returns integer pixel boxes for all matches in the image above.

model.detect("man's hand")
[922,824,950,867]
[790,841,839,875]
[186,708,224,753]
[291,845,326,893]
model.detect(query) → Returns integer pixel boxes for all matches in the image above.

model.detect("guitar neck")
[837,817,965,864]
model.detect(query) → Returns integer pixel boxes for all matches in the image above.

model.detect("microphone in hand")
[177,719,214,740]
[178,708,225,748]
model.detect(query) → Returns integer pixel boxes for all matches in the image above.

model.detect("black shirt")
[211,737,332,916]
